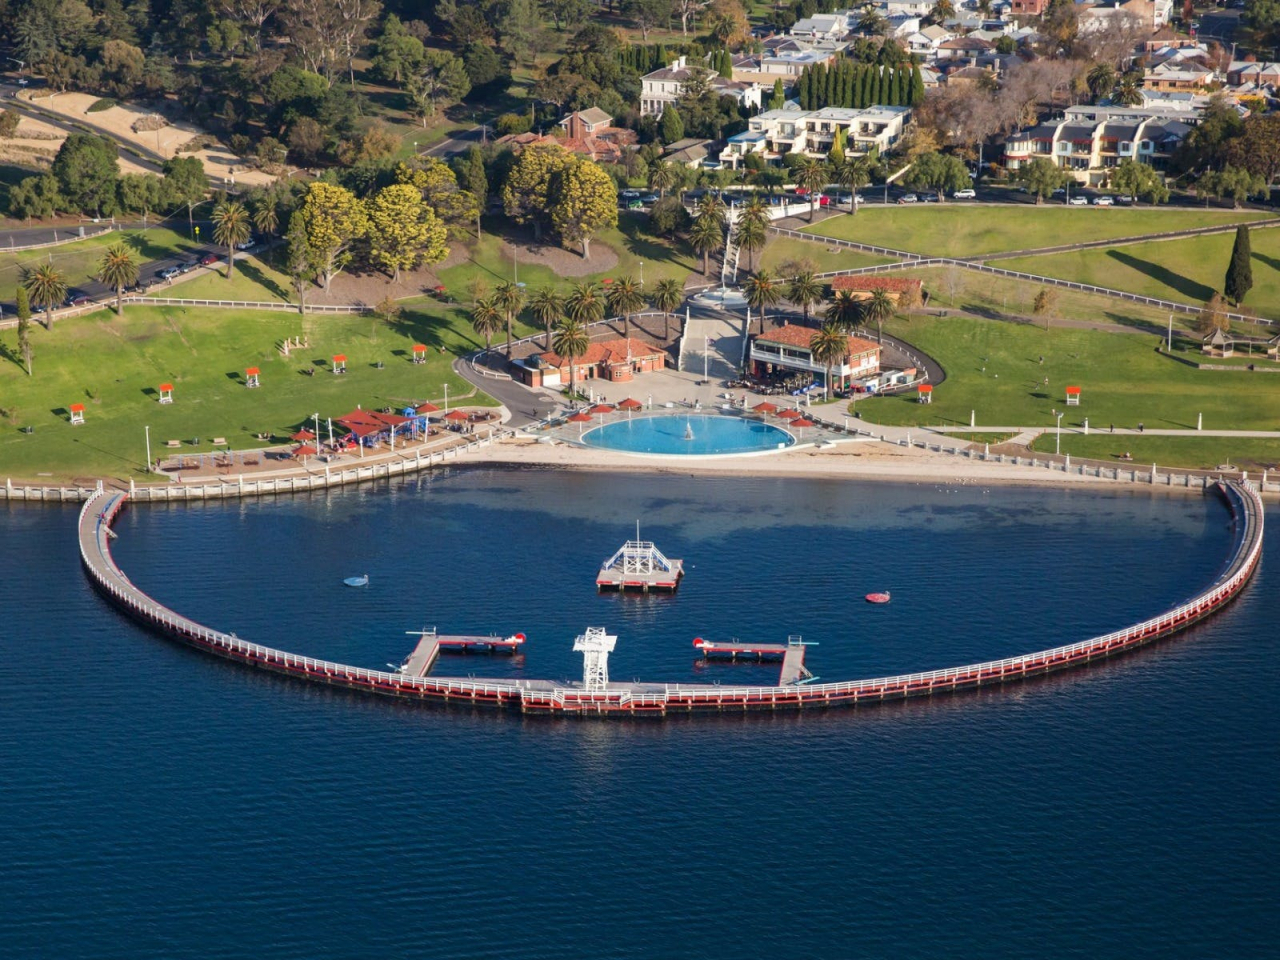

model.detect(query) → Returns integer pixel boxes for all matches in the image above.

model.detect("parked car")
[638,193,660,204]
[626,199,644,210]
[199,253,219,265]
[1068,196,1088,205]
[920,194,938,202]
[63,290,90,307]
[620,189,641,200]
[1052,187,1067,196]
[953,188,976,199]
[235,237,257,250]
[1092,196,1115,206]
[158,266,181,281]
[1116,194,1135,203]
[897,193,918,204]
[178,260,199,274]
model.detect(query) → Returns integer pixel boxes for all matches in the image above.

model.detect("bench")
[212,437,227,446]
[165,440,181,448]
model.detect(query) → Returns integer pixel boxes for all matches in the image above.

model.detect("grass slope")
[0,300,523,480]
[1001,226,1280,317]
[863,315,1280,433]
[1028,434,1280,471]
[803,206,1271,258]
[760,235,896,275]
[1,226,194,292]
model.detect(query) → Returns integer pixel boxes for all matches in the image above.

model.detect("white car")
[1093,196,1115,206]
[897,193,918,204]
[1068,196,1088,205]
[1116,195,1135,203]
[953,188,976,199]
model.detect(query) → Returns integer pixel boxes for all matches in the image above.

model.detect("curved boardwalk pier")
[79,482,1263,717]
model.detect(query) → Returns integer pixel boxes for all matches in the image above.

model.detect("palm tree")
[96,243,139,317]
[564,281,605,326]
[861,286,896,343]
[211,199,252,278]
[253,201,279,238]
[494,281,526,358]
[810,323,849,398]
[24,264,67,330]
[787,271,823,326]
[736,195,771,272]
[605,274,646,341]
[552,316,591,398]
[824,289,861,332]
[695,192,726,224]
[744,269,782,333]
[528,287,563,350]
[837,157,872,214]
[651,277,683,341]
[470,296,503,355]
[648,161,679,199]
[689,213,724,278]
[795,157,828,223]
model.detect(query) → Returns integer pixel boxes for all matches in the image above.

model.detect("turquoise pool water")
[582,414,795,455]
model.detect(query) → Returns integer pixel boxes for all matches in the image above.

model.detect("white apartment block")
[721,105,911,168]
[639,56,766,118]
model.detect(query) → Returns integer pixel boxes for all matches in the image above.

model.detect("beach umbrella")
[292,444,317,465]
[790,417,815,429]
[618,398,643,410]
[443,409,470,422]
[415,401,440,414]
[567,412,594,422]
[290,429,316,441]
[777,408,802,420]
[752,401,778,413]
[588,403,614,415]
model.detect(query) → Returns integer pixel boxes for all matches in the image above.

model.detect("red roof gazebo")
[415,401,441,414]
[332,354,347,374]
[158,383,174,404]
[245,367,260,388]
[443,409,470,422]
[412,344,428,364]
[69,403,85,425]
[1066,385,1081,406]
[917,383,933,404]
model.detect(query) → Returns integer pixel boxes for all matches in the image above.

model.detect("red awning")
[368,412,411,426]
[415,402,441,414]
[245,367,260,376]
[332,354,347,363]
[344,423,381,438]
[1066,385,1081,394]
[335,410,380,426]
[69,403,85,412]
[412,343,427,352]
[918,384,933,393]
[159,383,173,392]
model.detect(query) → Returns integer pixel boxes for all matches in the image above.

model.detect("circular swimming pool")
[581,414,795,456]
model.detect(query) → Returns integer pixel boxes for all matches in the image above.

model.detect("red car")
[199,253,219,266]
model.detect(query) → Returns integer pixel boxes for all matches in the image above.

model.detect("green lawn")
[803,207,1272,258]
[0,300,523,481]
[0,226,194,291]
[941,431,1018,445]
[860,315,1280,433]
[436,221,697,295]
[760,235,896,275]
[1028,434,1280,471]
[163,250,294,303]
[1001,226,1280,317]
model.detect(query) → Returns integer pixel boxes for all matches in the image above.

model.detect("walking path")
[679,313,747,380]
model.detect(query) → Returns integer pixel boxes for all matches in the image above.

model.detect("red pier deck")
[694,637,814,685]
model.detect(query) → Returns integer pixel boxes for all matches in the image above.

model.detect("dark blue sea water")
[2,470,1277,960]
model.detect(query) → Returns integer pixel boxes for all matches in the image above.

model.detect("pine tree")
[1224,224,1254,305]
[770,77,785,110]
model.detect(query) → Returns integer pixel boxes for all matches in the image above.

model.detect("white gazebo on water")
[573,626,617,692]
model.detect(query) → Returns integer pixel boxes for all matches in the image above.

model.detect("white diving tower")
[573,626,617,692]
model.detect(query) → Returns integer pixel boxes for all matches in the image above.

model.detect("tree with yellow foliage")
[503,145,572,240]
[299,182,369,290]
[550,157,618,259]
[366,184,449,283]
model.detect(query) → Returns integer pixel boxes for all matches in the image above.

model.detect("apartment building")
[721,104,910,168]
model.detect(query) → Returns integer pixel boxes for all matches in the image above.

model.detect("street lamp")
[145,425,152,473]
[1055,410,1064,455]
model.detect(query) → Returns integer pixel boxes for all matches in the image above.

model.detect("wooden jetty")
[399,629,526,678]
[694,636,815,685]
[76,482,1263,718]
[596,532,684,592]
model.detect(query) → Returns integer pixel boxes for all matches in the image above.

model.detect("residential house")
[749,324,881,391]
[1142,60,1216,93]
[558,107,614,135]
[873,0,933,17]
[1009,0,1048,16]
[495,111,637,163]
[721,104,911,168]
[789,11,855,41]
[640,56,767,117]
[663,138,715,167]
[905,24,954,55]
[936,36,996,60]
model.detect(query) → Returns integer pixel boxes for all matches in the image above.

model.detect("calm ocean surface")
[2,469,1276,959]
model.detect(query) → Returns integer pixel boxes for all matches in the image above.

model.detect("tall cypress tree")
[1224,224,1254,305]
[799,67,811,109]
[858,65,871,108]
[910,64,926,106]
[826,62,837,106]
[897,68,909,105]
[869,66,881,105]
[886,68,898,106]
